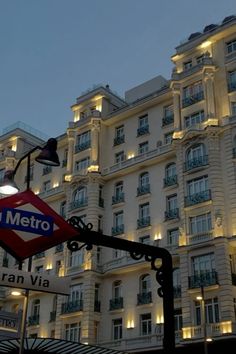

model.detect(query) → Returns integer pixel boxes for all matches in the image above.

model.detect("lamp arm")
[12,145,42,177]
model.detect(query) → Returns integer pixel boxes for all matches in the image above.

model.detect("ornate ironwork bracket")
[67,216,175,354]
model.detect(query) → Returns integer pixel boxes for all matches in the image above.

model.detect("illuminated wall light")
[173,131,183,140]
[64,174,72,182]
[46,263,52,270]
[127,320,135,329]
[182,327,192,339]
[53,182,59,188]
[221,321,232,333]
[201,40,211,48]
[127,153,135,159]
[11,290,22,296]
[156,314,164,324]
[87,165,99,172]
[34,190,40,195]
[154,233,162,240]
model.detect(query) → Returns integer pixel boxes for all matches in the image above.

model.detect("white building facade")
[1,14,236,353]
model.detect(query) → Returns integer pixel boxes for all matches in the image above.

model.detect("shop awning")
[0,338,127,354]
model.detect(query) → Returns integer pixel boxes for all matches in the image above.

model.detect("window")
[182,81,204,107]
[68,248,84,267]
[138,203,150,228]
[113,181,124,203]
[184,110,205,128]
[174,309,183,331]
[226,39,236,54]
[75,130,91,152]
[62,149,68,167]
[139,235,150,244]
[72,187,87,207]
[139,141,149,154]
[196,55,204,64]
[195,298,219,325]
[140,274,151,294]
[187,175,208,195]
[115,151,125,163]
[60,201,66,218]
[173,268,181,298]
[138,172,150,195]
[0,168,5,183]
[189,212,212,234]
[112,211,124,235]
[113,318,122,340]
[164,132,173,144]
[167,228,179,246]
[228,70,236,92]
[138,114,149,136]
[114,125,125,145]
[65,322,81,342]
[164,163,177,186]
[185,143,207,171]
[113,280,122,299]
[75,157,90,172]
[35,265,43,273]
[80,111,85,119]
[167,194,177,212]
[43,180,50,191]
[140,313,152,335]
[162,105,174,126]
[192,253,215,275]
[32,299,40,318]
[183,60,192,70]
[69,284,83,304]
[231,102,236,115]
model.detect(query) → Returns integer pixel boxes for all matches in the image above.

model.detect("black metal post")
[67,217,175,354]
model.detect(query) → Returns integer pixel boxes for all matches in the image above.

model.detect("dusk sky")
[0,0,236,138]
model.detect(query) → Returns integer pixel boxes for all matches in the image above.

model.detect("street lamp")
[196,285,212,354]
[0,138,60,195]
[0,138,60,354]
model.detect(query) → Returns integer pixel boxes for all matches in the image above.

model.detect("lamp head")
[35,138,60,166]
[0,170,19,195]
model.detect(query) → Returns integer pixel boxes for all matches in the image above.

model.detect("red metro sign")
[0,190,78,261]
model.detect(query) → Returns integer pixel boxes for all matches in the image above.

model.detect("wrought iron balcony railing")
[109,297,123,310]
[28,315,40,326]
[137,216,151,229]
[184,189,211,207]
[69,198,88,211]
[137,291,152,305]
[61,299,83,314]
[165,208,179,221]
[114,135,125,146]
[184,155,208,172]
[163,175,177,187]
[111,225,124,236]
[112,193,125,204]
[188,270,218,289]
[137,125,149,136]
[75,141,91,153]
[162,114,174,126]
[137,184,150,196]
[182,91,204,108]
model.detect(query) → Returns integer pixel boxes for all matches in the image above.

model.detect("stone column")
[66,130,76,174]
[172,83,181,130]
[91,119,101,166]
[204,70,216,118]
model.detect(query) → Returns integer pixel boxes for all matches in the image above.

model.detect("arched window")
[185,144,207,171]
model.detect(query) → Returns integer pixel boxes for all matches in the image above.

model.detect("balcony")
[163,175,177,187]
[28,315,40,326]
[61,299,83,314]
[69,198,88,211]
[114,135,125,146]
[75,141,91,153]
[162,114,174,126]
[184,189,211,207]
[182,91,204,108]
[137,216,151,229]
[137,184,150,196]
[42,166,52,175]
[228,80,236,93]
[188,270,218,289]
[184,155,208,172]
[49,311,56,322]
[172,57,214,81]
[165,208,179,221]
[111,225,124,236]
[94,300,101,312]
[137,125,149,136]
[188,231,213,245]
[109,297,123,310]
[112,193,125,204]
[137,291,152,305]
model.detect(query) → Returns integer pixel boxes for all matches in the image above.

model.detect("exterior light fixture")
[11,290,22,296]
[0,138,60,195]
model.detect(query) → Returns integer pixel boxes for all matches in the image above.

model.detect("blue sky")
[0,0,236,138]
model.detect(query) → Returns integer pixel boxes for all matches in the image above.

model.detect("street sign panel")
[0,267,71,295]
[0,190,78,261]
